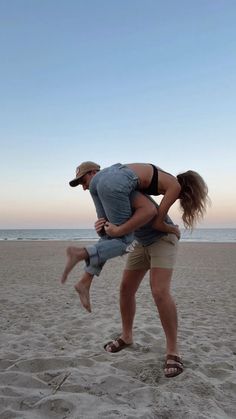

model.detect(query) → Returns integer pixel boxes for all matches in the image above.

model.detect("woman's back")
[126,163,179,196]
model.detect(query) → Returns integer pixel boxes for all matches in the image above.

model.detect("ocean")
[0,229,235,243]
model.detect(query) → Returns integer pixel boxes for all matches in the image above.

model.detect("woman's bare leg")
[150,267,182,376]
[104,269,146,352]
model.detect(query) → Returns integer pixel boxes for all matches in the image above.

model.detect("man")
[61,162,157,306]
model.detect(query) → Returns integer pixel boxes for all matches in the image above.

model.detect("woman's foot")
[104,337,133,353]
[164,354,183,378]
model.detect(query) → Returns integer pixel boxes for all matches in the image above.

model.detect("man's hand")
[94,218,107,235]
[104,222,121,237]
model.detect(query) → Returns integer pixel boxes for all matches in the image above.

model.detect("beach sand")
[0,241,236,419]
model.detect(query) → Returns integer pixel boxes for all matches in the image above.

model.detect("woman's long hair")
[176,171,209,229]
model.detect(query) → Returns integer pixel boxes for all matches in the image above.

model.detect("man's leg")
[104,269,147,352]
[61,246,89,284]
[149,267,182,376]
[74,272,94,313]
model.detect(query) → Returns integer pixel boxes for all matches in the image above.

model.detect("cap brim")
[69,178,81,187]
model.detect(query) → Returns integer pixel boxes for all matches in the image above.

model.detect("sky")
[1,0,236,229]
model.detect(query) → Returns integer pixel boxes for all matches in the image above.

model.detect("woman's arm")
[104,192,157,237]
[152,179,181,238]
[152,217,181,239]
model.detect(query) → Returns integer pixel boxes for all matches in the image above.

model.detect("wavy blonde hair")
[176,171,210,229]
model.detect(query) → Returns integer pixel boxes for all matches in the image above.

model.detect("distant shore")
[0,228,236,242]
[1,241,236,418]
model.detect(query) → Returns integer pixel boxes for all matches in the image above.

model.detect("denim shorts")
[89,163,139,224]
[84,164,140,276]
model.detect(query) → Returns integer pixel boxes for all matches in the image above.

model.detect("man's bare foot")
[74,282,91,313]
[61,246,86,284]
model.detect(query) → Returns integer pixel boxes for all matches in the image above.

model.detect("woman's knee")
[150,268,173,302]
[120,278,135,298]
[120,270,143,297]
[151,285,171,304]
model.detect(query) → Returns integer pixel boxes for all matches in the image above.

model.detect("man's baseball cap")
[69,161,100,187]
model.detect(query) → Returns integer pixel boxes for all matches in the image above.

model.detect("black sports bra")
[141,164,160,196]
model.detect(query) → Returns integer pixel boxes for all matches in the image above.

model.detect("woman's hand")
[152,216,181,240]
[171,225,181,240]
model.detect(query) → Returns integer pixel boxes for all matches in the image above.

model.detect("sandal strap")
[106,338,125,349]
[165,362,184,371]
[116,338,125,346]
[104,337,130,353]
[108,338,125,351]
[166,354,183,365]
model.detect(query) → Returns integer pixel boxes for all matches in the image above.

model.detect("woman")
[104,163,209,238]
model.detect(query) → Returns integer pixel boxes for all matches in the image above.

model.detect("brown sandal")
[164,354,184,378]
[104,338,132,353]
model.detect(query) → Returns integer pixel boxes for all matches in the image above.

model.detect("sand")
[0,241,236,419]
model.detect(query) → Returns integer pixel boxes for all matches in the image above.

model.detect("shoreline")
[1,228,236,244]
[0,239,236,243]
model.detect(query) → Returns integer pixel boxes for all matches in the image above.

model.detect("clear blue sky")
[1,0,236,228]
